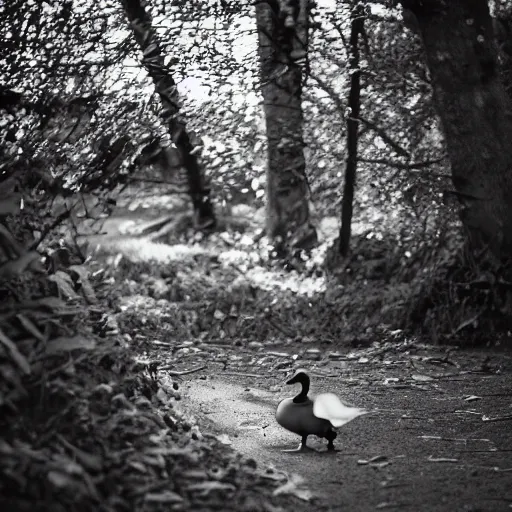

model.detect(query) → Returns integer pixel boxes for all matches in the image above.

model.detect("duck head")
[286,370,310,404]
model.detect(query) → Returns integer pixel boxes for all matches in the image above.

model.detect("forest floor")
[183,347,512,512]
[75,190,512,511]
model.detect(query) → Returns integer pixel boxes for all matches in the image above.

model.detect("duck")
[276,369,367,452]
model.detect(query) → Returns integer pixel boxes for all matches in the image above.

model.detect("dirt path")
[88,208,512,511]
[184,349,512,512]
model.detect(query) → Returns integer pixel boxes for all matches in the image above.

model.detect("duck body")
[276,397,333,438]
[275,369,367,451]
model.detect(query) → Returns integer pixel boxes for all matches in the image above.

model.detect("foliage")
[2,0,507,338]
[1,0,448,232]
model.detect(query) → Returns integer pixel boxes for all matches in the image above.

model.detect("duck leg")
[325,429,337,452]
[282,435,311,452]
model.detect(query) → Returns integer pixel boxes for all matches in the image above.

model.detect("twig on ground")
[265,351,291,357]
[458,449,512,453]
[221,372,265,378]
[158,364,207,375]
[427,456,459,463]
[423,356,458,367]
[482,414,512,423]
[419,435,492,443]
[150,340,174,347]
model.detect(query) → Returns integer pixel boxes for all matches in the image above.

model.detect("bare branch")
[359,116,410,158]
[360,157,449,175]
[309,72,345,112]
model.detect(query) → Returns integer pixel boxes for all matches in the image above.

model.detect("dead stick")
[221,372,264,378]
[482,415,512,423]
[158,364,207,375]
[150,340,174,347]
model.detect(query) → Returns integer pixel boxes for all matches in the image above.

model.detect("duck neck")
[293,375,310,403]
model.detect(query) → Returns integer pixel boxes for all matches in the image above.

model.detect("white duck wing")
[313,392,367,428]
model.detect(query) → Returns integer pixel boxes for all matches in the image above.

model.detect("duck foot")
[326,442,337,452]
[326,430,337,452]
[282,436,311,453]
[282,444,313,453]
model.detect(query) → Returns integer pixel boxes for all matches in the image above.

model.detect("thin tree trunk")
[256,0,317,255]
[121,0,215,229]
[400,0,512,261]
[339,3,364,257]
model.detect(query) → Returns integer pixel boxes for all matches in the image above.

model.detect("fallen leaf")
[182,470,209,480]
[69,265,98,304]
[412,374,434,382]
[186,481,236,495]
[46,335,96,355]
[214,309,226,320]
[145,491,183,503]
[16,314,46,341]
[273,474,313,501]
[128,461,147,473]
[49,271,79,299]
[0,328,31,375]
[47,470,73,489]
[216,434,232,445]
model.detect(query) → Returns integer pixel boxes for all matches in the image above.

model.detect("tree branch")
[308,72,345,112]
[360,156,449,175]
[308,77,412,160]
[359,116,410,158]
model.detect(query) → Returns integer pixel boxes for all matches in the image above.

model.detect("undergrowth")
[0,221,316,512]
[98,208,510,349]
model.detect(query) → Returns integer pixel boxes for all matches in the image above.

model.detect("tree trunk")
[400,0,512,261]
[121,0,216,230]
[493,11,512,99]
[256,0,317,255]
[339,3,364,257]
